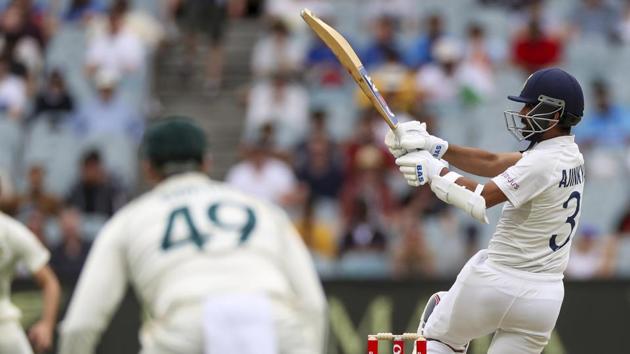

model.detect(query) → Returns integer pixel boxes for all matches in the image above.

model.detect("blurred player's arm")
[59,216,128,354]
[7,217,60,353]
[30,266,61,353]
[276,210,327,354]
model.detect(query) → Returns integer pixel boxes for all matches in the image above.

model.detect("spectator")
[361,15,404,69]
[226,140,300,207]
[84,0,164,50]
[245,73,309,148]
[415,38,493,107]
[23,208,47,245]
[565,225,606,279]
[0,0,47,59]
[66,150,127,217]
[574,79,630,149]
[63,0,106,23]
[509,0,564,38]
[251,18,304,79]
[339,198,387,255]
[391,192,434,278]
[463,23,501,77]
[0,54,27,120]
[619,0,630,43]
[460,24,496,103]
[294,195,337,260]
[49,209,91,281]
[294,111,341,197]
[305,18,346,88]
[340,145,395,226]
[75,69,143,142]
[338,198,390,278]
[365,0,413,24]
[357,47,416,114]
[415,38,464,104]
[405,13,445,69]
[600,208,630,277]
[31,69,74,124]
[0,168,16,212]
[511,18,562,74]
[343,111,393,181]
[179,0,236,94]
[263,0,303,24]
[570,0,621,42]
[85,1,145,78]
[11,164,61,217]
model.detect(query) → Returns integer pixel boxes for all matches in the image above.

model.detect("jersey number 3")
[549,191,581,252]
[161,202,256,251]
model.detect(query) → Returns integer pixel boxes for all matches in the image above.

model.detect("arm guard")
[430,172,489,224]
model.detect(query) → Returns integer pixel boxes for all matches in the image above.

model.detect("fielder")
[385,68,585,353]
[0,212,61,354]
[59,117,327,354]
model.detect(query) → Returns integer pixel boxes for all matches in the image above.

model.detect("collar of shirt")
[155,172,211,191]
[533,135,575,150]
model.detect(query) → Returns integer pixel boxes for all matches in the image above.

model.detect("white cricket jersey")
[0,212,50,322]
[60,173,326,354]
[490,135,585,275]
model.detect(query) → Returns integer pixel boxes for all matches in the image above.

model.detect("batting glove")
[384,121,449,159]
[395,151,448,187]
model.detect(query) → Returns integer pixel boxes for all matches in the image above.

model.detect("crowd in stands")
[4,0,630,282]
[0,0,162,280]
[227,0,630,279]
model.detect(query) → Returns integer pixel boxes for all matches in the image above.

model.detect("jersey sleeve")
[491,151,558,209]
[5,216,50,273]
[59,213,129,354]
[274,208,327,353]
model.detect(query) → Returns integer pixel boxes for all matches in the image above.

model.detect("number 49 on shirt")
[161,202,257,251]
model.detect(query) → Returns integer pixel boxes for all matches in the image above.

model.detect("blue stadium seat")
[0,118,24,183]
[23,118,82,196]
[580,147,629,233]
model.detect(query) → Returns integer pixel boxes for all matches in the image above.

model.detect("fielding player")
[0,212,61,354]
[59,117,326,354]
[385,68,585,353]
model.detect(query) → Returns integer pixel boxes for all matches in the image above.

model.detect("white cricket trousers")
[422,250,564,354]
[140,294,318,354]
[0,320,33,354]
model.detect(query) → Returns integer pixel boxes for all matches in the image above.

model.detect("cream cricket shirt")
[0,212,50,322]
[490,135,585,275]
[60,173,325,354]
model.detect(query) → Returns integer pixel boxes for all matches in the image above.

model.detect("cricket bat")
[300,9,399,130]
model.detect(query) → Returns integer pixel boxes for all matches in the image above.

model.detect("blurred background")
[5,0,630,353]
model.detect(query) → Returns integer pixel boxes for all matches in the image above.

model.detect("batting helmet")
[504,68,584,142]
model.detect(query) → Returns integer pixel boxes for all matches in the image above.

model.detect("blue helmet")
[504,68,584,141]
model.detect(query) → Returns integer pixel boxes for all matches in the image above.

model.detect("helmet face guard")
[503,95,565,142]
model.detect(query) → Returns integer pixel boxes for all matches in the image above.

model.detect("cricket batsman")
[385,68,585,353]
[0,212,61,354]
[59,117,327,354]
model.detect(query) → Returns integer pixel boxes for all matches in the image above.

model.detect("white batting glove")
[395,151,448,187]
[384,121,449,159]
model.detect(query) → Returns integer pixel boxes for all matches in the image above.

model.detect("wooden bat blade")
[301,9,398,130]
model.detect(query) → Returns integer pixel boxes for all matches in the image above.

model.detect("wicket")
[367,333,427,354]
